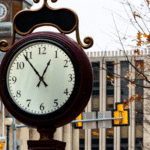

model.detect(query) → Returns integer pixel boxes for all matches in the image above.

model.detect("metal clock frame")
[0,0,93,52]
[0,32,93,128]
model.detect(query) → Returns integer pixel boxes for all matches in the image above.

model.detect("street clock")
[0,0,93,149]
[0,32,93,128]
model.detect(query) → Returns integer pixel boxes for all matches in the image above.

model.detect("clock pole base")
[27,127,66,150]
[27,140,66,150]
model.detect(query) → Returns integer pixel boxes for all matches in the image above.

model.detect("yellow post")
[117,104,124,112]
[0,141,4,150]
[121,111,128,124]
[75,113,82,128]
[113,103,129,126]
[114,111,120,125]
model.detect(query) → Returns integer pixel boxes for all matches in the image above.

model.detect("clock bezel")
[2,37,81,119]
[0,32,93,128]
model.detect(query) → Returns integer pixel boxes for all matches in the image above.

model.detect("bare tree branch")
[127,1,145,33]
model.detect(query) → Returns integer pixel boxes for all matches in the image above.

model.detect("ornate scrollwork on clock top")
[0,0,93,52]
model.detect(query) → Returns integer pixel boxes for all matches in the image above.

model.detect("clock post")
[28,127,66,150]
[0,0,93,150]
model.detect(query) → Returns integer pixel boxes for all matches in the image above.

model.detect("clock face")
[6,41,76,115]
[0,3,7,21]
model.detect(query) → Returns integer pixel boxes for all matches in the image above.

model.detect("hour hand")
[23,55,48,87]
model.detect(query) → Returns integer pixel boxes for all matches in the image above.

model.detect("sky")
[30,0,138,53]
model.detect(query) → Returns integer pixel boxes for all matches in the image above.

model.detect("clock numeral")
[40,103,45,111]
[55,51,58,58]
[64,88,68,95]
[26,52,32,59]
[39,47,46,55]
[26,99,31,107]
[17,62,24,69]
[54,99,58,107]
[64,60,68,67]
[12,76,17,84]
[16,90,21,98]
[68,74,73,82]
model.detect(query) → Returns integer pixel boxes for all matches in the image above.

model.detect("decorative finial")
[33,0,58,3]
[51,0,57,2]
[33,0,40,3]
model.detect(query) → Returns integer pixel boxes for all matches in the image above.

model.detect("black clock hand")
[37,59,51,87]
[23,55,48,87]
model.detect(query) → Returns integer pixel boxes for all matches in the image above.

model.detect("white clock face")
[0,4,7,21]
[6,42,76,115]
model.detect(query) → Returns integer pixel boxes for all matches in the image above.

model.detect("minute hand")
[23,55,48,87]
[37,59,51,87]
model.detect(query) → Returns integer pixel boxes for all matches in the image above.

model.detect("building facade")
[56,50,149,150]
[53,50,149,150]
[0,50,150,150]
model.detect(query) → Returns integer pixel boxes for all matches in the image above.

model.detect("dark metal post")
[6,125,10,150]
